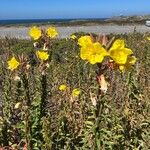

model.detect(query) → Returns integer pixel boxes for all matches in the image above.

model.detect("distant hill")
[106,15,150,24]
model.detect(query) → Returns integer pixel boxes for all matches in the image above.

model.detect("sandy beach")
[0,24,150,39]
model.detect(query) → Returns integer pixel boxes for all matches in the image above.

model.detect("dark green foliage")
[11,40,34,54]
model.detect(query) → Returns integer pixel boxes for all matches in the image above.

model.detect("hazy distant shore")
[0,24,149,39]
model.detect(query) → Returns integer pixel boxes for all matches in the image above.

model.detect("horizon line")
[1,13,150,21]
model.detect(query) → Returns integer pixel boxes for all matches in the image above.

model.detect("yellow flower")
[47,27,58,38]
[29,26,41,40]
[147,37,150,41]
[59,84,67,91]
[7,57,20,71]
[71,34,77,40]
[78,36,93,47]
[80,42,109,64]
[72,89,81,97]
[109,39,133,65]
[36,51,49,61]
[119,56,137,71]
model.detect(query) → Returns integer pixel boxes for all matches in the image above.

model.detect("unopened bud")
[97,74,108,93]
[90,93,97,106]
[14,102,22,109]
[102,35,108,46]
[45,63,50,68]
[26,64,30,70]
[33,42,39,48]
[43,43,48,50]
[14,75,21,81]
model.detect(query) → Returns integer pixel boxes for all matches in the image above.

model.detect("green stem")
[40,74,47,118]
[93,63,106,149]
[22,74,32,150]
[1,120,9,146]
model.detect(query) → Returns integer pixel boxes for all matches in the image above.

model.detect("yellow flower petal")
[119,65,125,71]
[80,45,93,60]
[59,84,67,91]
[110,39,125,50]
[78,36,93,47]
[109,39,133,65]
[71,34,77,40]
[72,89,81,97]
[119,56,137,72]
[127,56,136,65]
[147,37,150,41]
[78,35,109,64]
[47,27,58,38]
[29,26,41,40]
[7,57,20,71]
[109,49,131,64]
[80,42,109,64]
[36,51,49,61]
[88,54,104,64]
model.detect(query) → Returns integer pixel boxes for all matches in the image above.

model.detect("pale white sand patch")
[0,25,149,39]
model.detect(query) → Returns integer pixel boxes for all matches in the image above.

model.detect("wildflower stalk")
[1,120,9,146]
[93,63,106,149]
[1,71,12,146]
[36,71,48,147]
[41,117,52,150]
[16,80,22,102]
[22,73,33,150]
[40,73,47,118]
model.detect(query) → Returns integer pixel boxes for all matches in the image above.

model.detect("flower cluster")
[29,26,58,40]
[59,84,81,97]
[78,36,136,71]
[7,26,57,73]
[7,51,49,72]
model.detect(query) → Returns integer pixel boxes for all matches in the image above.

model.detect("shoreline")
[0,22,145,28]
[0,24,149,39]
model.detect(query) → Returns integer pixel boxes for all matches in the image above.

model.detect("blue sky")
[0,0,150,19]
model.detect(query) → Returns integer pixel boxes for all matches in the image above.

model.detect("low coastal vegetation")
[0,27,150,150]
[1,15,150,27]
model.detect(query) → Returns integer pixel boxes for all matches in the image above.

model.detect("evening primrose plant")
[78,35,137,149]
[78,35,136,93]
[29,26,58,50]
[4,26,57,149]
[29,26,58,41]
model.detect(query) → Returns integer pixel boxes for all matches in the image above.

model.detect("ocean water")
[0,18,107,25]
